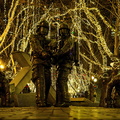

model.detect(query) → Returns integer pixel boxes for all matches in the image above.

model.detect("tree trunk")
[114,0,120,57]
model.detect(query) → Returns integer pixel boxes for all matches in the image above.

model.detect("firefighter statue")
[106,62,120,107]
[0,71,10,107]
[50,23,75,107]
[30,20,52,107]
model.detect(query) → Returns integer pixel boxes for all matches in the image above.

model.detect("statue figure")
[106,62,120,107]
[0,71,10,107]
[30,20,52,107]
[99,69,112,107]
[50,23,75,107]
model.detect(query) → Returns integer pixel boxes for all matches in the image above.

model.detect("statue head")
[36,20,49,36]
[59,23,70,39]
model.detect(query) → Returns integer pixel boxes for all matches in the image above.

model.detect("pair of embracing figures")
[30,20,78,107]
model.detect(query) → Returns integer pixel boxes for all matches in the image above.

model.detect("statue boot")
[54,89,62,107]
[60,91,70,107]
[60,82,70,107]
[55,83,70,107]
[36,79,46,107]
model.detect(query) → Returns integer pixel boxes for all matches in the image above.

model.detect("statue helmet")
[36,20,49,35]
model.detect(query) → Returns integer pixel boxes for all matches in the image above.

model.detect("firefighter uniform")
[30,20,52,107]
[51,23,74,107]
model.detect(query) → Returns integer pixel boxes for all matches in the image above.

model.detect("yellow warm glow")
[0,64,5,70]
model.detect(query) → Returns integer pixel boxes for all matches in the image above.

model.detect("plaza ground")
[0,106,120,120]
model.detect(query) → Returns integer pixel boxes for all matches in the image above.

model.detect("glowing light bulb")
[92,76,94,80]
[0,65,5,69]
[94,78,97,82]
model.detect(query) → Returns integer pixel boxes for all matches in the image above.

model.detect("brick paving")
[0,106,120,119]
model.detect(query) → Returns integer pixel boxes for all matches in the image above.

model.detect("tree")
[0,0,120,102]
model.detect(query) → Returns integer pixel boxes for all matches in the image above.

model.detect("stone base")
[70,97,99,107]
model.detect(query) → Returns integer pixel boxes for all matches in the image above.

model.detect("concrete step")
[15,95,99,107]
[70,97,99,107]
[17,93,36,107]
[13,90,56,107]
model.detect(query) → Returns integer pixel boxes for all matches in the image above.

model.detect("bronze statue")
[0,71,10,107]
[30,20,52,107]
[106,62,120,107]
[30,21,78,107]
[51,23,74,107]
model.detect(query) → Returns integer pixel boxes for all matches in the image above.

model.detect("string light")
[0,0,119,93]
[4,0,7,27]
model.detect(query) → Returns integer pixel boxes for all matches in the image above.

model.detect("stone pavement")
[0,106,120,119]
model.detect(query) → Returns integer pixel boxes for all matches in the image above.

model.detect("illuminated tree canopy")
[0,0,120,93]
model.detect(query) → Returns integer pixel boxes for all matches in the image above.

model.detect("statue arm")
[48,39,58,49]
[58,37,74,55]
[30,35,44,54]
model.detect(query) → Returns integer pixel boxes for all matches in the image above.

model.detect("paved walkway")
[0,106,120,119]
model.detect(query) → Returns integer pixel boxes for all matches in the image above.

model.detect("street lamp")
[0,64,5,70]
[0,58,5,71]
[0,62,5,71]
[91,76,97,82]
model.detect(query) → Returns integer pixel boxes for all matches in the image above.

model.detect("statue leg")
[56,65,71,107]
[44,67,52,106]
[55,81,62,106]
[32,64,46,107]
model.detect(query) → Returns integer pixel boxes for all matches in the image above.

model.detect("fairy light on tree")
[0,0,120,96]
[3,0,7,27]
